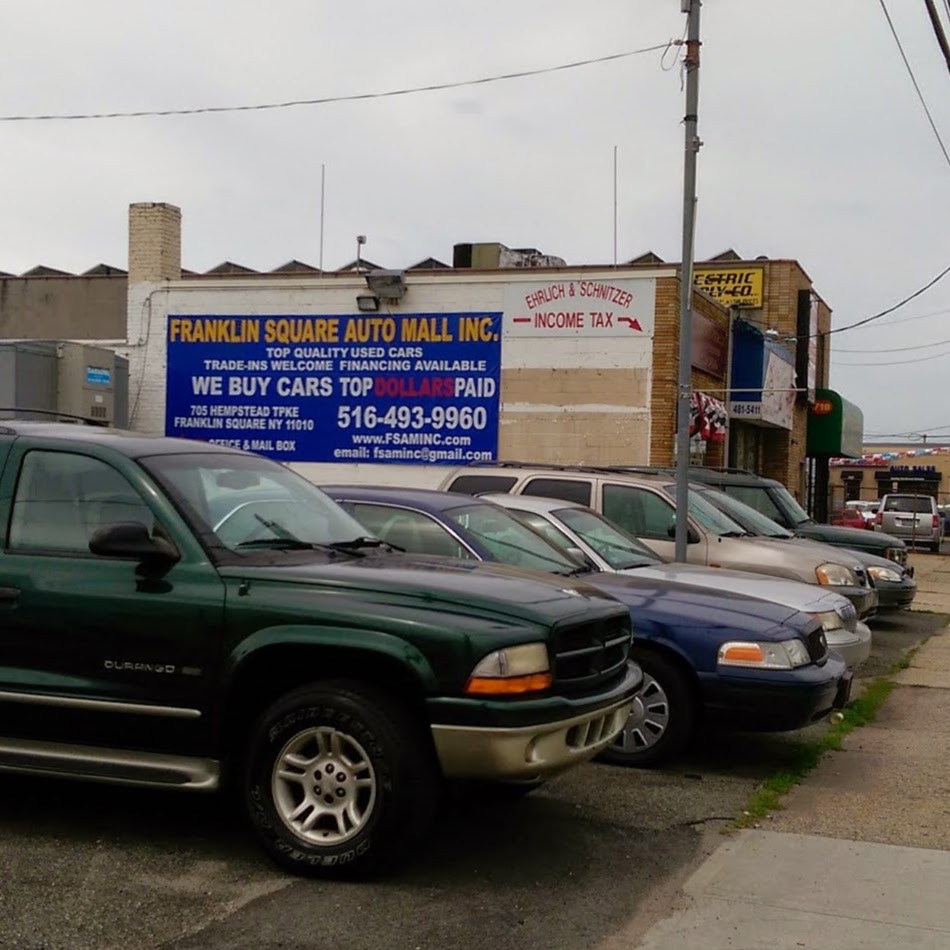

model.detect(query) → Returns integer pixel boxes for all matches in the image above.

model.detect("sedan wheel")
[598,651,694,768]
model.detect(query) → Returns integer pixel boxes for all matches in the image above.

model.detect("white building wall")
[125,268,664,488]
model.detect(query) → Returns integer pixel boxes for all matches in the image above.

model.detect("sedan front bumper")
[875,576,918,611]
[825,621,871,669]
[700,653,849,733]
[831,584,878,620]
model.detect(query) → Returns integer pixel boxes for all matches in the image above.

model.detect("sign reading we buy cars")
[165,313,502,464]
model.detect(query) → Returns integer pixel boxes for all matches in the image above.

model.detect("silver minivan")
[875,494,941,552]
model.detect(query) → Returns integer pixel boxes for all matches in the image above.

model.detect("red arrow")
[618,317,642,331]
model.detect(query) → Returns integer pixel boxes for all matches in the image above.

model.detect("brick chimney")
[128,202,181,282]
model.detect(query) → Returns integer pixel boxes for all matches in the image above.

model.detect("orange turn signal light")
[464,672,553,696]
[719,644,764,664]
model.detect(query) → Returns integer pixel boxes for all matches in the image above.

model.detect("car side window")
[446,475,518,495]
[339,503,473,559]
[521,478,592,506]
[7,450,155,555]
[602,484,674,540]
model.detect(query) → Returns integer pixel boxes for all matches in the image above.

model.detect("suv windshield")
[719,483,812,528]
[446,504,581,573]
[698,488,793,538]
[141,452,371,554]
[664,485,749,536]
[555,507,662,570]
[883,496,935,513]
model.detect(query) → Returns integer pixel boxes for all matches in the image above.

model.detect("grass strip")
[733,654,911,829]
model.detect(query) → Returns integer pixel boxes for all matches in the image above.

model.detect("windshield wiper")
[719,530,753,538]
[235,538,321,550]
[327,536,406,553]
[253,513,301,541]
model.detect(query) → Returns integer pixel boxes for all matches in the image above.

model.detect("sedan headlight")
[718,639,811,670]
[816,563,857,587]
[464,642,552,695]
[868,565,902,584]
[812,610,844,632]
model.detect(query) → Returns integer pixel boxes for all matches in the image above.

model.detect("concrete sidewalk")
[630,614,950,949]
[906,550,950,613]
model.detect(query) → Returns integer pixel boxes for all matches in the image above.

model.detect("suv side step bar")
[0,737,220,791]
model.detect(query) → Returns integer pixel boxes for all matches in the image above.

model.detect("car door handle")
[0,587,20,606]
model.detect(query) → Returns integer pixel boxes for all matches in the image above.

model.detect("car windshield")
[884,496,935,513]
[664,485,749,536]
[555,507,663,569]
[699,488,793,538]
[140,452,372,554]
[446,503,581,573]
[721,484,811,527]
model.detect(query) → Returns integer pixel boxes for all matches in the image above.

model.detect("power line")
[824,261,950,336]
[878,0,950,170]
[852,305,950,330]
[924,0,950,77]
[0,44,673,123]
[835,346,950,366]
[834,335,950,353]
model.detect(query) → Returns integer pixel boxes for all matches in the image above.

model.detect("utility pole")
[674,0,703,562]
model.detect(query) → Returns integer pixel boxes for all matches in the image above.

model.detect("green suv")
[0,423,639,876]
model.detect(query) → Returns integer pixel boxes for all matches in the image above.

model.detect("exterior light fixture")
[356,292,379,312]
[365,269,407,301]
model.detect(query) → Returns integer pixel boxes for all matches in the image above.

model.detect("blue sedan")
[323,485,850,767]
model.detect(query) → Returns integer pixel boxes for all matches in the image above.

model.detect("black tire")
[598,649,695,768]
[244,680,440,877]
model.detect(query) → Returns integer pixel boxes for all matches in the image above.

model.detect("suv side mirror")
[666,520,700,544]
[89,522,180,565]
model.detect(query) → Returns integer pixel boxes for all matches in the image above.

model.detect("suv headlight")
[868,565,902,584]
[816,563,856,587]
[812,610,844,632]
[718,639,811,670]
[464,642,552,695]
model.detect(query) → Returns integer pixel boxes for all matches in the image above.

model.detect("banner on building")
[164,313,502,464]
[689,391,728,442]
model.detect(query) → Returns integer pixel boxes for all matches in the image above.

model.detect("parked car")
[478,492,871,669]
[324,485,852,767]
[690,485,917,612]
[552,466,910,567]
[0,423,644,876]
[832,507,870,530]
[875,493,942,552]
[439,464,878,619]
[845,500,879,528]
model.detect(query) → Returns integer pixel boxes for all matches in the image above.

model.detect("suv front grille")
[807,626,829,663]
[853,567,869,589]
[553,616,632,691]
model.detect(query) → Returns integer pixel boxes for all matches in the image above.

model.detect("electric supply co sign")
[502,278,656,337]
[164,313,502,464]
[694,267,764,308]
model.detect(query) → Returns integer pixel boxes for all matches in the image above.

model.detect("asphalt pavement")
[633,558,950,950]
[0,607,944,950]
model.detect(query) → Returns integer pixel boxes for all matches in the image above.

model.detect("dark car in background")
[668,467,910,567]
[325,485,851,769]
[692,485,917,612]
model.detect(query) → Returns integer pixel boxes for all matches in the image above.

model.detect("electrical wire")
[0,44,671,123]
[867,420,950,435]
[834,335,950,353]
[822,261,950,337]
[834,346,950,366]
[878,0,950,170]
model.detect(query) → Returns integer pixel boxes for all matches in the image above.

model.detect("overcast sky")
[3,0,950,440]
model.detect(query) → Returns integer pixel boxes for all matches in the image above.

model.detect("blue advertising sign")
[165,313,502,464]
[86,367,112,385]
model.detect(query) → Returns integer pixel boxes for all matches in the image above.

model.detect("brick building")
[4,202,846,504]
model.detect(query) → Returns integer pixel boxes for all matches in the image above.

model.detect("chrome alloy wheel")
[272,727,377,845]
[611,673,670,754]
